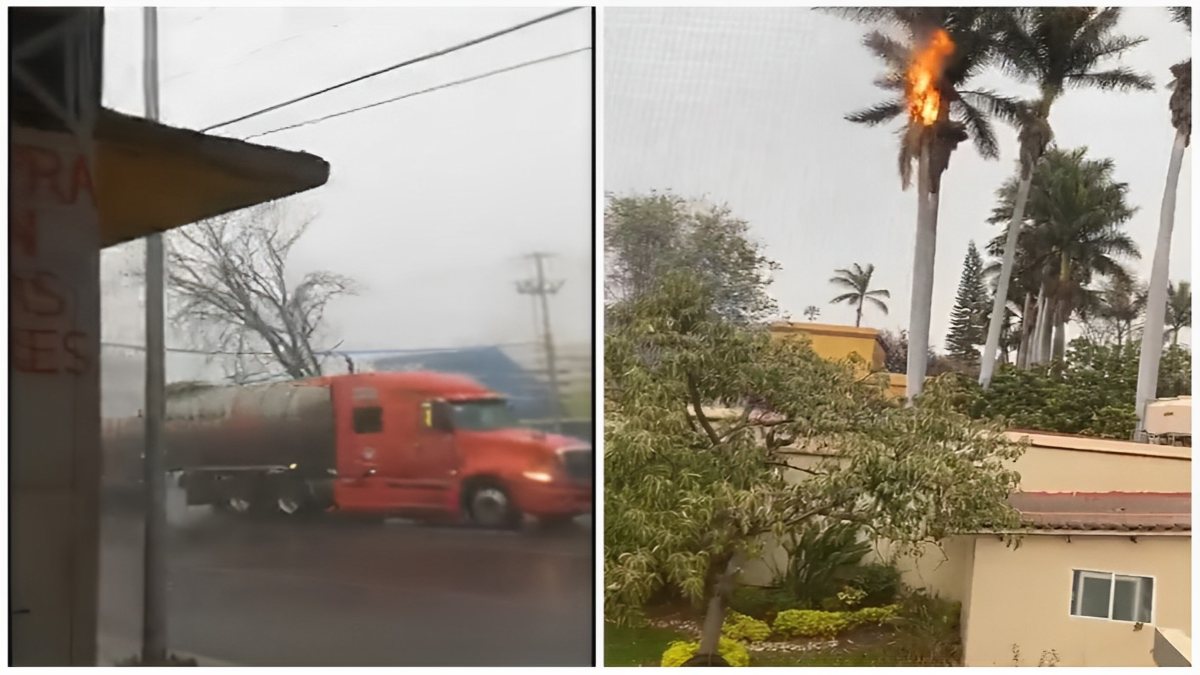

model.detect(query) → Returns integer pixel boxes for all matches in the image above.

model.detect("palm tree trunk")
[1051,255,1070,362]
[1041,302,1056,363]
[980,174,1032,387]
[1035,295,1054,366]
[856,297,863,327]
[906,143,936,401]
[1030,285,1046,365]
[1135,130,1188,436]
[1016,292,1032,369]
[1053,303,1067,361]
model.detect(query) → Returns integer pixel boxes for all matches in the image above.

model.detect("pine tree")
[946,242,989,364]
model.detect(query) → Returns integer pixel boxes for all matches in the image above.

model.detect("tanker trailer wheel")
[271,477,314,517]
[465,481,521,529]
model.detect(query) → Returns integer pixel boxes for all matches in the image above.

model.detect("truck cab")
[325,372,591,527]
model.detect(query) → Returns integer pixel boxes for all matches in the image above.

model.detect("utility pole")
[516,253,564,433]
[141,6,168,665]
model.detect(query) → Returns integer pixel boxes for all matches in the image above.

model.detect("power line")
[100,340,544,357]
[240,46,590,141]
[200,6,581,133]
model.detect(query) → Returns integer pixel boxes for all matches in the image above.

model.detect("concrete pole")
[517,253,564,433]
[141,6,169,664]
[534,254,563,434]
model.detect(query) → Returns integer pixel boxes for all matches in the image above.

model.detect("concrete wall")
[1009,432,1191,493]
[963,535,1191,667]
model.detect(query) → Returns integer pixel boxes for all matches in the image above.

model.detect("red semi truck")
[102,371,592,528]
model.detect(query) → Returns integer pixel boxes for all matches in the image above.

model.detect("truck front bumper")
[514,480,592,518]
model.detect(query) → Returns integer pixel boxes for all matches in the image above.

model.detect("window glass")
[352,406,383,434]
[1111,576,1137,621]
[1075,571,1112,619]
[1071,570,1153,623]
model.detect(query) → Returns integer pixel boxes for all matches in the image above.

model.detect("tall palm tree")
[1165,280,1192,345]
[840,7,1020,398]
[988,147,1140,362]
[829,263,890,327]
[1136,7,1192,435]
[979,7,1153,386]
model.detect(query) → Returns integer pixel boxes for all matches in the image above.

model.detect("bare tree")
[166,202,357,381]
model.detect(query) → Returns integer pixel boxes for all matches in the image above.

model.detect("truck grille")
[561,447,592,484]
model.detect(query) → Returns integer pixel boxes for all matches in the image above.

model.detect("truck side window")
[352,406,383,434]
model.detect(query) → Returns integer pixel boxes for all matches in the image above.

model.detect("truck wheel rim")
[278,497,301,515]
[472,488,509,526]
[229,497,251,513]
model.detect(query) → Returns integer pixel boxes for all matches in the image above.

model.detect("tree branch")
[687,373,722,446]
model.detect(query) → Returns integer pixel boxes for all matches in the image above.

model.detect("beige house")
[738,428,1192,667]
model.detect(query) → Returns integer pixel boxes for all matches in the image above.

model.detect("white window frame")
[1069,568,1156,625]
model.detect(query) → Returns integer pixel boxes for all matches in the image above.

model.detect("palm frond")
[866,288,891,299]
[830,292,860,305]
[846,100,906,126]
[1169,6,1191,31]
[954,97,1000,160]
[862,30,910,70]
[866,296,890,314]
[1065,68,1154,91]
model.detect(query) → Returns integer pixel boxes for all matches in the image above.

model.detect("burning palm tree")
[840,8,1019,399]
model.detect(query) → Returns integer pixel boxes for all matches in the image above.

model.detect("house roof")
[1008,492,1191,533]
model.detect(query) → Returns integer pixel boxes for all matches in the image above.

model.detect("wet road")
[98,490,593,666]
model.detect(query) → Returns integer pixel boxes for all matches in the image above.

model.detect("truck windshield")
[448,399,518,431]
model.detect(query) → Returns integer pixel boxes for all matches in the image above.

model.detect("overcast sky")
[101,7,592,353]
[605,7,1191,349]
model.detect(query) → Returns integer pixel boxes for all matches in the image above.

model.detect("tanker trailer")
[102,379,336,515]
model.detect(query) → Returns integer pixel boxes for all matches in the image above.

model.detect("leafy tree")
[980,7,1153,387]
[965,339,1191,439]
[879,329,958,377]
[1088,275,1147,347]
[945,242,989,364]
[605,271,1022,664]
[604,191,780,324]
[1166,280,1192,346]
[803,305,821,322]
[829,262,890,327]
[165,202,357,380]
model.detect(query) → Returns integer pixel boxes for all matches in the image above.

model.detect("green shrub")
[963,339,1191,439]
[772,609,851,638]
[729,586,800,619]
[849,604,899,627]
[891,592,963,665]
[775,521,871,609]
[723,612,771,643]
[846,563,902,607]
[660,637,751,667]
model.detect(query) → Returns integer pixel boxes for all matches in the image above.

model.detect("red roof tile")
[1008,492,1191,532]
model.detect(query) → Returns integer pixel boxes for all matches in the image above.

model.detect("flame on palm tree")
[906,29,954,126]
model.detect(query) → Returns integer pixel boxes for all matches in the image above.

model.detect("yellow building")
[770,321,909,396]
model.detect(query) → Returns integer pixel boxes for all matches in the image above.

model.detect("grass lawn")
[604,623,688,667]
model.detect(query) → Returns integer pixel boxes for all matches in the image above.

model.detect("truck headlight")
[522,470,554,483]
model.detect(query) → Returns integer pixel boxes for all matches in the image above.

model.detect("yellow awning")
[95,108,330,248]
